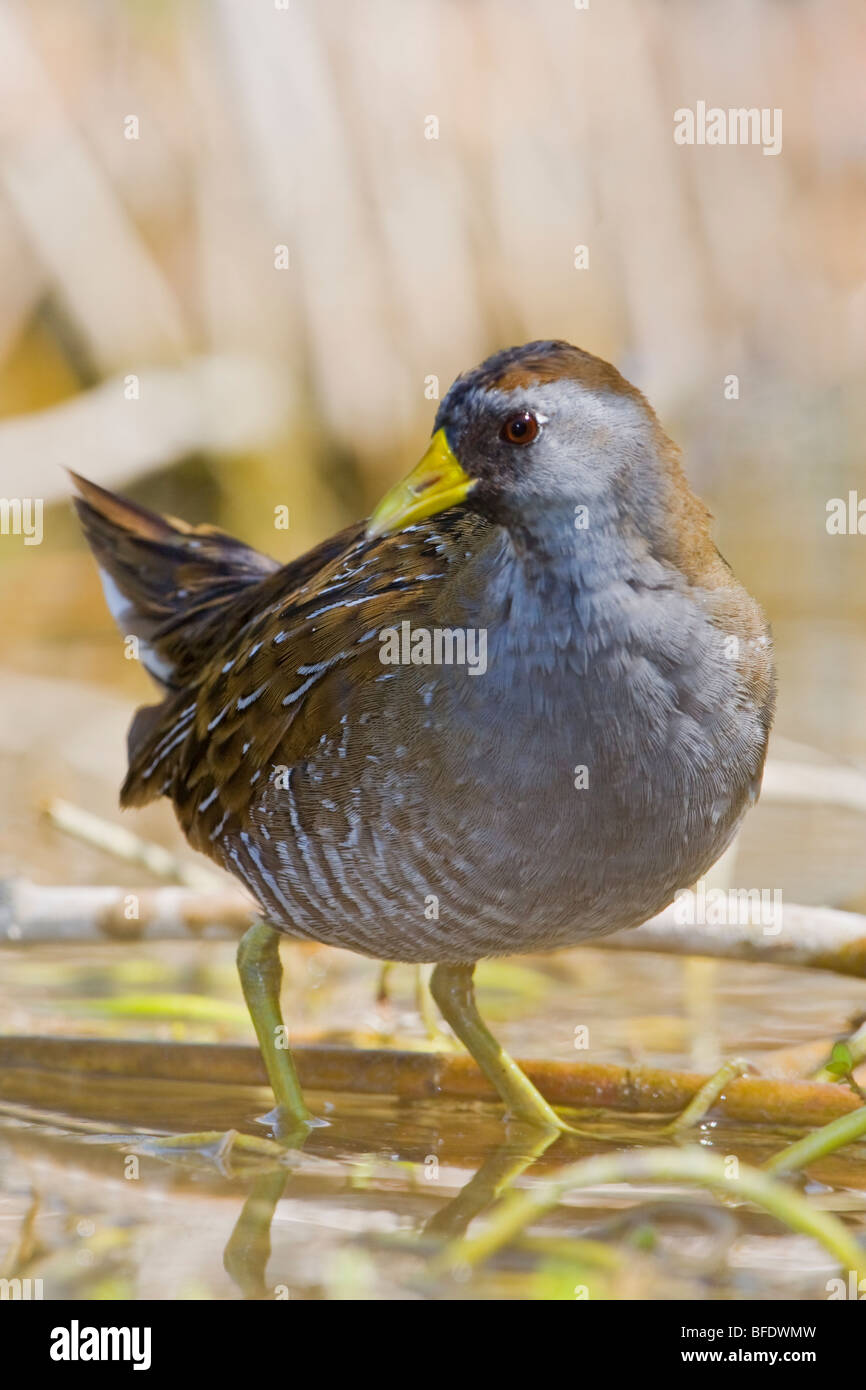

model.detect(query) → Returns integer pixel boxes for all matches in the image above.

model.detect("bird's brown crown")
[477,339,642,399]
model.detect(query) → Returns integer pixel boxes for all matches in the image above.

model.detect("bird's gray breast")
[237,558,767,964]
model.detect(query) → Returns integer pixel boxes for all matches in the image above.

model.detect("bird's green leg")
[415,964,458,1049]
[430,962,571,1133]
[236,921,313,1142]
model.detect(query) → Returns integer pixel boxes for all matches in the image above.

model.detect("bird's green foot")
[136,1127,294,1171]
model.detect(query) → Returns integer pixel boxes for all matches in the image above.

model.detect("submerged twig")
[3,1035,866,1129]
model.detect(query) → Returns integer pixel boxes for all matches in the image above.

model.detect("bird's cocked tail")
[71,473,279,690]
[72,473,280,807]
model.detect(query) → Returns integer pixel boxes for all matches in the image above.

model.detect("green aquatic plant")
[432,1147,866,1281]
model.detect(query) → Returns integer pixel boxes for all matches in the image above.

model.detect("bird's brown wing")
[121,515,474,859]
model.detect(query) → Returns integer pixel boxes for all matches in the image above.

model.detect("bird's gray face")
[366,340,665,542]
[434,375,658,529]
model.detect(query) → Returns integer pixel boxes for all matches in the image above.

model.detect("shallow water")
[3,942,866,1300]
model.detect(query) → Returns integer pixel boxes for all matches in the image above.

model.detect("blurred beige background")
[0,0,864,908]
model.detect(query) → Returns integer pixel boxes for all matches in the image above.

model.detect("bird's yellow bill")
[366,429,475,539]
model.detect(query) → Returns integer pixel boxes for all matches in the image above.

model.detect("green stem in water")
[764,1103,866,1175]
[661,1058,751,1135]
[812,1027,866,1092]
[431,1147,866,1281]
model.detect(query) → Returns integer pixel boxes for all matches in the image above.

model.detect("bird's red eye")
[500,411,540,445]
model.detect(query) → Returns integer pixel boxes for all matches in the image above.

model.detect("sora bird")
[73,340,775,1140]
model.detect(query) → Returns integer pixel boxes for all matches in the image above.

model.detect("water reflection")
[3,1081,866,1301]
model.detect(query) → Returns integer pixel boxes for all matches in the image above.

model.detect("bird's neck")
[507,507,603,583]
[505,500,646,603]
[439,502,648,640]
